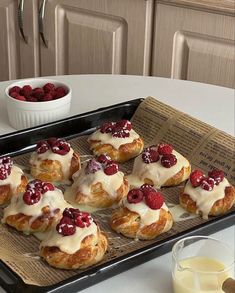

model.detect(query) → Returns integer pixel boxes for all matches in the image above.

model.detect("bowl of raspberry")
[5,78,71,130]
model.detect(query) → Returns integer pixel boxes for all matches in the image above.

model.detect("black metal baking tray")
[0,98,234,293]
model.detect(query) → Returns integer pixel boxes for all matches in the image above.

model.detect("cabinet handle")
[39,0,48,47]
[18,0,28,44]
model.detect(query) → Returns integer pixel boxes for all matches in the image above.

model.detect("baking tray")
[0,98,234,293]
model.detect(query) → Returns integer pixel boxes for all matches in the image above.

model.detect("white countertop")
[0,75,234,292]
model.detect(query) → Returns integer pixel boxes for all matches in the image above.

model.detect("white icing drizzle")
[2,188,71,222]
[184,178,231,219]
[88,129,140,149]
[71,165,125,199]
[40,222,98,254]
[132,150,190,188]
[123,198,169,227]
[0,165,23,192]
[29,148,74,179]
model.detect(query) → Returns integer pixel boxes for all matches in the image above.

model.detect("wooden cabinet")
[0,0,40,81]
[152,1,235,88]
[40,0,153,76]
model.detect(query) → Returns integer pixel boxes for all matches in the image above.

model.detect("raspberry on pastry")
[2,179,70,233]
[110,185,173,240]
[30,137,81,182]
[0,156,27,205]
[180,168,235,219]
[69,155,129,208]
[40,208,108,269]
[131,143,191,188]
[88,120,144,163]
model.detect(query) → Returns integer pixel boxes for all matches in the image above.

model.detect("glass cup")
[172,236,234,293]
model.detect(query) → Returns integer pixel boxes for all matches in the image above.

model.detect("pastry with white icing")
[70,155,129,208]
[180,169,235,219]
[131,143,191,188]
[0,156,27,205]
[40,208,108,269]
[3,179,70,233]
[110,185,173,240]
[88,120,144,163]
[30,137,81,182]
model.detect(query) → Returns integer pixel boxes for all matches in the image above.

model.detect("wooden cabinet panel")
[40,0,153,76]
[152,3,235,88]
[0,0,39,81]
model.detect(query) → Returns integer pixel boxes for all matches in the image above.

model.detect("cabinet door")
[151,3,235,88]
[0,0,39,81]
[39,0,153,76]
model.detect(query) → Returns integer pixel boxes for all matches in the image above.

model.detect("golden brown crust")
[0,175,28,205]
[88,137,144,163]
[4,206,62,233]
[75,177,129,208]
[142,165,191,187]
[110,207,173,240]
[179,185,235,217]
[30,152,81,182]
[40,229,108,269]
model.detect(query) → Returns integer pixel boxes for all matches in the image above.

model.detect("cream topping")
[72,165,125,199]
[132,150,190,188]
[29,148,74,179]
[123,198,169,227]
[88,129,140,149]
[40,222,98,254]
[0,165,23,192]
[184,178,231,219]
[3,188,70,221]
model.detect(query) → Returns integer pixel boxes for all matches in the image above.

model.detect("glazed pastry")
[30,137,80,182]
[40,208,108,269]
[110,185,173,240]
[0,156,27,205]
[180,169,235,219]
[70,155,129,208]
[131,143,191,188]
[3,179,70,233]
[88,120,144,163]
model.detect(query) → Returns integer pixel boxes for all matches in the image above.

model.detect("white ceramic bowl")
[5,78,72,130]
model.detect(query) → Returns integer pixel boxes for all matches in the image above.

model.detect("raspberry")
[112,130,130,138]
[201,177,215,191]
[56,217,76,236]
[145,191,164,210]
[26,96,38,102]
[157,143,173,155]
[97,154,111,164]
[208,169,224,185]
[104,161,119,175]
[41,93,53,102]
[161,154,177,168]
[85,159,102,174]
[27,179,43,190]
[74,212,92,228]
[32,88,44,100]
[42,182,54,193]
[140,184,155,196]
[16,95,26,101]
[9,92,19,99]
[63,208,80,219]
[55,86,67,98]
[0,157,13,180]
[113,120,132,132]
[100,121,115,133]
[127,189,144,204]
[142,149,159,164]
[9,86,21,95]
[51,139,70,155]
[36,140,49,154]
[23,189,41,205]
[190,170,205,187]
[50,90,57,99]
[47,137,58,146]
[22,85,32,97]
[43,83,55,93]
